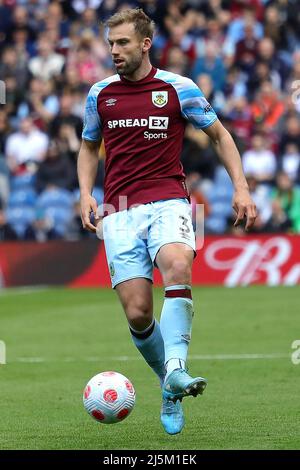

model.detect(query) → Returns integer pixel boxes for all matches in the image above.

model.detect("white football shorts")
[102,198,195,288]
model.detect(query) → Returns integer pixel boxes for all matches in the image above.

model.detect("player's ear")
[142,37,152,52]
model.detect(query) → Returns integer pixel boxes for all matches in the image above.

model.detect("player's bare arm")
[77,139,101,233]
[203,119,257,231]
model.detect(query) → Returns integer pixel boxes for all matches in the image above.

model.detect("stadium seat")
[10,173,36,191]
[210,201,233,218]
[36,188,75,236]
[213,184,233,201]
[43,206,73,236]
[214,166,232,186]
[37,188,74,210]
[5,206,36,238]
[205,216,227,234]
[8,189,37,208]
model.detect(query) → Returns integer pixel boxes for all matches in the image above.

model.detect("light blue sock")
[130,319,165,387]
[160,285,194,379]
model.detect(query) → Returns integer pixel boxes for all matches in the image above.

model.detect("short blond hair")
[106,8,155,40]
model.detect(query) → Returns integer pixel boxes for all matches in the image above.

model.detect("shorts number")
[179,215,190,235]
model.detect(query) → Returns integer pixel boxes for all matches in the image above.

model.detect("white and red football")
[83,371,135,424]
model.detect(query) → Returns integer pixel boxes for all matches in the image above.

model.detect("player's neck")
[123,60,153,82]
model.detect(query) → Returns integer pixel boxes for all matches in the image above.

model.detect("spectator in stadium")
[245,174,272,231]
[277,95,300,135]
[223,65,247,100]
[56,122,81,172]
[10,26,31,68]
[199,0,231,27]
[7,5,37,47]
[0,2,12,48]
[226,5,264,47]
[263,4,287,51]
[247,60,281,101]
[28,34,65,80]
[234,23,258,74]
[181,123,217,181]
[5,116,48,175]
[226,96,253,147]
[194,17,227,58]
[42,1,71,40]
[251,80,285,133]
[2,74,23,121]
[191,40,226,91]
[49,92,82,140]
[163,0,196,37]
[271,171,300,233]
[68,41,106,85]
[279,115,300,156]
[278,143,300,184]
[255,37,290,89]
[164,46,189,76]
[97,0,122,23]
[0,46,29,89]
[78,8,256,437]
[35,140,76,193]
[263,199,292,234]
[17,78,60,128]
[242,132,277,183]
[285,57,300,113]
[24,209,62,242]
[159,23,196,71]
[76,7,100,36]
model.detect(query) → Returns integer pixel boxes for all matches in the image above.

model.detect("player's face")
[108,23,144,76]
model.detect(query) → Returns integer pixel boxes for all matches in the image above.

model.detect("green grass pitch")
[0,286,299,450]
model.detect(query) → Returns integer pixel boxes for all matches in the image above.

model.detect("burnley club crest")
[152,91,168,108]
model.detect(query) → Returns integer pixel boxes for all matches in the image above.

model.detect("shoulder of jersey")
[90,74,121,94]
[154,68,195,88]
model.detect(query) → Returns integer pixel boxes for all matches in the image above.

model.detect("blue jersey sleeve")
[177,77,218,129]
[82,84,102,142]
[154,70,218,130]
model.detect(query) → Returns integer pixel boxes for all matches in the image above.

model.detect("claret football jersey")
[82,67,217,212]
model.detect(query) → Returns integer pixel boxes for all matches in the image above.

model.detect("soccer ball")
[83,371,135,424]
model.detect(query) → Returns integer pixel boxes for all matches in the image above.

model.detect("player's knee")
[124,297,152,330]
[164,258,192,285]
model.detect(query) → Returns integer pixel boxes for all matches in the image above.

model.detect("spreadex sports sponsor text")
[107,117,169,140]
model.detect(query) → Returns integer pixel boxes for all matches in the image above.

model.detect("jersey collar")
[119,66,157,85]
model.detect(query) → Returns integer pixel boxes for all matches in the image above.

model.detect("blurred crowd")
[0,0,300,241]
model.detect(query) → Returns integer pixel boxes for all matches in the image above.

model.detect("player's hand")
[232,189,257,231]
[80,193,99,233]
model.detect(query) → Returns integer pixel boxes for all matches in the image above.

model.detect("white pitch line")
[17,357,45,363]
[0,287,49,296]
[7,353,290,364]
[190,353,290,360]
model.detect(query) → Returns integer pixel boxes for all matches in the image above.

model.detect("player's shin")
[160,285,193,378]
[129,318,165,387]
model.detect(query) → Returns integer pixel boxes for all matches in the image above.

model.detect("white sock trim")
[165,285,191,291]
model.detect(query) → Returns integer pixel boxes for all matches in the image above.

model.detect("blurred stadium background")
[0,0,300,287]
[0,0,300,451]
